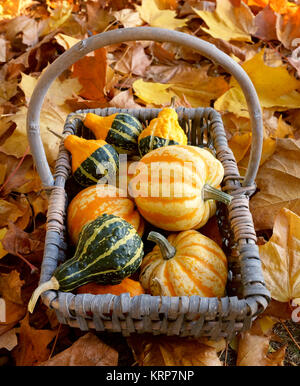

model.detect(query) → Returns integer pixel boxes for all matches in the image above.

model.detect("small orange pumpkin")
[140,230,228,298]
[129,145,231,231]
[67,184,144,245]
[76,277,145,297]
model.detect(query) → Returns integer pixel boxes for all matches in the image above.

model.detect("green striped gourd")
[64,135,119,187]
[27,214,144,313]
[81,112,143,155]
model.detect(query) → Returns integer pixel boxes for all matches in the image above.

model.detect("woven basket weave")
[26,28,270,341]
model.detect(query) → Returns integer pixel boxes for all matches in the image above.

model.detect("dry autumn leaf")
[258,208,300,303]
[250,138,300,230]
[72,47,107,102]
[136,0,188,29]
[12,313,57,366]
[128,334,223,366]
[193,0,255,42]
[0,270,24,305]
[215,48,300,117]
[237,318,286,366]
[0,72,81,164]
[39,332,118,366]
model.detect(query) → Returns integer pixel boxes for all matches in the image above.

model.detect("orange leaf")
[72,47,107,102]
[12,313,57,366]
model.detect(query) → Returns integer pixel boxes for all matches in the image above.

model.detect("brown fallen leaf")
[2,222,46,267]
[250,138,300,230]
[0,269,24,305]
[253,5,277,41]
[276,5,300,49]
[72,47,107,102]
[0,328,18,351]
[128,334,223,366]
[108,89,142,109]
[12,313,57,366]
[114,43,152,77]
[258,207,300,303]
[237,318,286,366]
[0,299,26,327]
[39,332,118,366]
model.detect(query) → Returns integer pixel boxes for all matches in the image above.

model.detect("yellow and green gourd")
[28,214,144,313]
[80,112,143,155]
[138,100,187,156]
[64,135,119,187]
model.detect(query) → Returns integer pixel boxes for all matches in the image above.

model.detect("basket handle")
[26,27,263,188]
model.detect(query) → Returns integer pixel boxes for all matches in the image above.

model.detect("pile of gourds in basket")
[28,98,233,314]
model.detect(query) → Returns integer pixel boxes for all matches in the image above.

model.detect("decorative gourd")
[78,112,143,155]
[76,278,145,297]
[138,99,187,156]
[129,145,232,231]
[140,230,228,297]
[28,214,144,313]
[67,184,144,245]
[64,135,119,187]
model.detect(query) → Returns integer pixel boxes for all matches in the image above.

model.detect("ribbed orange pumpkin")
[140,230,228,297]
[67,184,144,245]
[76,278,145,297]
[129,145,231,231]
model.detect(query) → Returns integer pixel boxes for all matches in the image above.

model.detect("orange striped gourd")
[140,230,228,297]
[129,145,231,231]
[67,184,144,245]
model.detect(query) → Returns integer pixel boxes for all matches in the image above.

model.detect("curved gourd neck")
[147,231,176,260]
[27,276,60,314]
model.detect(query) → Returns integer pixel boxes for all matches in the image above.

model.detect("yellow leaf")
[132,78,175,105]
[1,72,81,165]
[0,228,8,260]
[214,87,249,118]
[216,49,300,116]
[259,208,300,303]
[54,33,80,50]
[136,0,188,29]
[41,1,73,36]
[193,0,255,42]
[259,316,276,335]
[228,132,252,163]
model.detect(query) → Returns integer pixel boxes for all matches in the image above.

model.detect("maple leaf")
[133,78,175,105]
[250,138,300,230]
[258,207,300,303]
[0,270,24,305]
[0,72,81,165]
[114,43,152,77]
[128,334,223,366]
[12,313,57,366]
[112,8,144,28]
[72,47,107,102]
[39,332,118,366]
[136,0,188,29]
[215,48,300,117]
[237,317,286,366]
[276,5,300,49]
[193,0,255,42]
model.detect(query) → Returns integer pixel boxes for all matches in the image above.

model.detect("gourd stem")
[170,96,176,109]
[147,231,176,260]
[27,276,60,314]
[202,184,232,205]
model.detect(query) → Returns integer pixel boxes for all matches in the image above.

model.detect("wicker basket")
[26,28,270,341]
